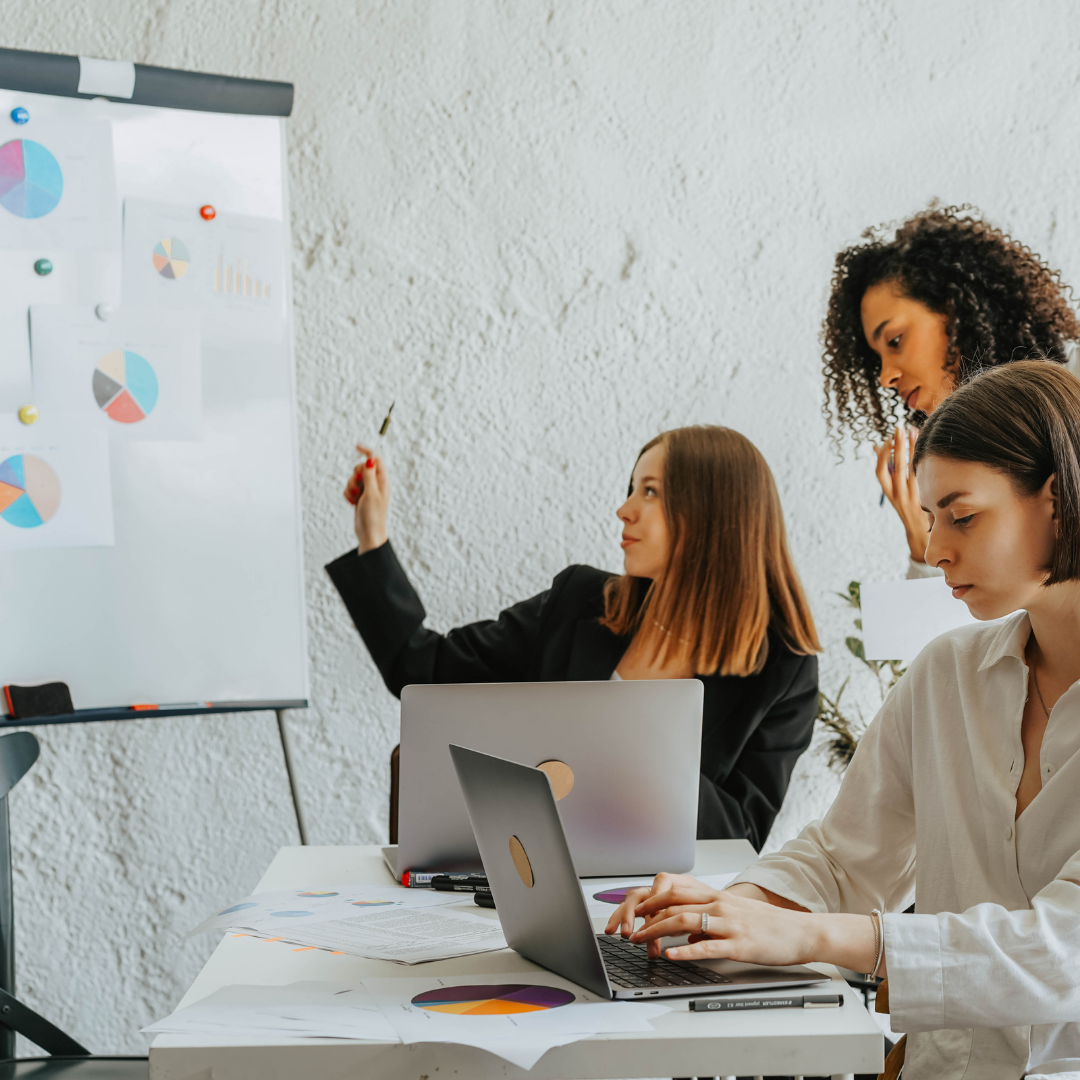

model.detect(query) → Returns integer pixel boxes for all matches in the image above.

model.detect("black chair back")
[0,732,39,1059]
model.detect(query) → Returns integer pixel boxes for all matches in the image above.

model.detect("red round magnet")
[199,204,216,220]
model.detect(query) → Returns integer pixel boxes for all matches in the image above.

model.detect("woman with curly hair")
[821,205,1080,574]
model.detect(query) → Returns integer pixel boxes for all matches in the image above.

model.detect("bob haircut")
[913,360,1080,585]
[600,425,820,677]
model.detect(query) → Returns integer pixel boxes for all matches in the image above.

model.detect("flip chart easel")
[0,48,310,840]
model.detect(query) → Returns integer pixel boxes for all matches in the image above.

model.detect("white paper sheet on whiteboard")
[0,118,119,250]
[0,249,121,410]
[0,413,113,549]
[861,576,978,661]
[122,198,286,343]
[30,305,202,441]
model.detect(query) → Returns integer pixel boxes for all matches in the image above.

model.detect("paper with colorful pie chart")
[0,119,118,250]
[29,306,202,441]
[580,871,740,915]
[362,974,671,1070]
[412,984,576,1014]
[123,197,286,343]
[0,414,113,549]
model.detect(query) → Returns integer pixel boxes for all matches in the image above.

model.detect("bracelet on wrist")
[867,909,885,980]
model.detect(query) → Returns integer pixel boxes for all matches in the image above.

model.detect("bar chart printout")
[122,198,286,340]
[215,253,271,300]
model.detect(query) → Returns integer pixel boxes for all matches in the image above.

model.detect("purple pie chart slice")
[593,887,637,904]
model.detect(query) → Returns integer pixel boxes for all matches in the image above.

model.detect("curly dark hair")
[822,204,1080,447]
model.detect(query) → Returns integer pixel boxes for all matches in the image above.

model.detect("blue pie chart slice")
[0,139,63,219]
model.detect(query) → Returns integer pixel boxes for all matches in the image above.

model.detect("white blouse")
[731,610,1080,1080]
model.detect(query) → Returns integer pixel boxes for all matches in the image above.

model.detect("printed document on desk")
[189,883,461,936]
[143,980,398,1041]
[362,972,671,1069]
[245,906,508,964]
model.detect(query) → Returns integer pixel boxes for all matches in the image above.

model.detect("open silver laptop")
[384,680,703,879]
[450,743,829,1001]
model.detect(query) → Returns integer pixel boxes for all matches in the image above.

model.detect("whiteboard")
[0,87,307,712]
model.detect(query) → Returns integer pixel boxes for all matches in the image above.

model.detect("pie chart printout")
[593,888,636,905]
[0,139,63,218]
[152,237,190,279]
[0,455,61,529]
[93,350,159,423]
[411,984,576,1015]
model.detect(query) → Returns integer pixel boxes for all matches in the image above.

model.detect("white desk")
[150,841,883,1079]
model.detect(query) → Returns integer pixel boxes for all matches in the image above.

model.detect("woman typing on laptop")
[326,425,820,850]
[611,363,1080,1080]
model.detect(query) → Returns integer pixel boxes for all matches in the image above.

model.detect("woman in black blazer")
[327,426,820,851]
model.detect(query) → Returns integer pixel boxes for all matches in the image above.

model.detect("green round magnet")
[33,258,53,277]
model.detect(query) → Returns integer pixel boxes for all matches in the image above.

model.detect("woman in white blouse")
[608,360,1080,1080]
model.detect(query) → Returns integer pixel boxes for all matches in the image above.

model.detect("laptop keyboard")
[597,934,733,988]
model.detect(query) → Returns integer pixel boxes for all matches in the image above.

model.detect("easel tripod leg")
[275,709,308,845]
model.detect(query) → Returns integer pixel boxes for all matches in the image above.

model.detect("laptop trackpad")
[654,936,827,985]
[695,957,829,985]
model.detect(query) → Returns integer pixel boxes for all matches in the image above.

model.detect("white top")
[732,610,1080,1080]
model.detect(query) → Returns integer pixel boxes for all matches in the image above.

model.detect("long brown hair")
[600,426,820,676]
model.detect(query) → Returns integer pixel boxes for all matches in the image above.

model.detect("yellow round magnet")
[17,404,38,425]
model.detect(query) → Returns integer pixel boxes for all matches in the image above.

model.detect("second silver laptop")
[386,679,703,879]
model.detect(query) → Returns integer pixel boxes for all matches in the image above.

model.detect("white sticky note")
[77,57,136,99]
[861,577,978,661]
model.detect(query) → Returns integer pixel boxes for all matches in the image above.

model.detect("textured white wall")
[4,0,1080,1055]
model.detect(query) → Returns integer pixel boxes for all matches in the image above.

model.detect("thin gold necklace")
[1031,648,1051,720]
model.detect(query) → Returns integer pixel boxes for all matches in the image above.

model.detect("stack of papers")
[145,973,671,1068]
[240,907,508,964]
[189,883,461,936]
[142,981,398,1041]
[362,972,671,1068]
[190,882,507,964]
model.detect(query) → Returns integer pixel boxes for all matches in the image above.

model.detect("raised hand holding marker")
[344,402,393,506]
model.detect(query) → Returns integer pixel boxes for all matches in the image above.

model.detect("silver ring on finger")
[700,912,709,934]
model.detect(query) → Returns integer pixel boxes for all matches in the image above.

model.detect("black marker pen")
[689,994,843,1012]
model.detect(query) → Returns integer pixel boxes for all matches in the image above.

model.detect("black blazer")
[326,542,818,851]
